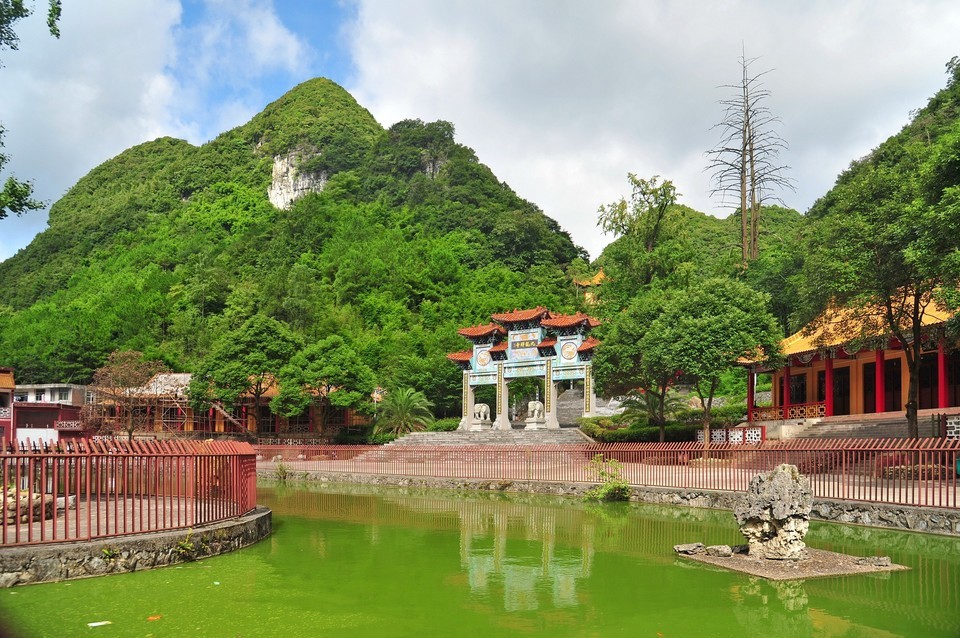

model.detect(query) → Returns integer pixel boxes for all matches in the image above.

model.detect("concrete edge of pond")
[0,506,272,588]
[677,547,911,581]
[259,470,960,537]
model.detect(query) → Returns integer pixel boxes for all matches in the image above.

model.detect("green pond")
[2,483,959,637]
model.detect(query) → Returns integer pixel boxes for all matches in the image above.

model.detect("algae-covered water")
[1,482,958,637]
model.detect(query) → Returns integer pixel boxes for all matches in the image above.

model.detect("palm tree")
[373,387,435,436]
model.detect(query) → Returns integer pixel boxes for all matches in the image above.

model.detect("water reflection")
[261,482,960,635]
[457,507,593,611]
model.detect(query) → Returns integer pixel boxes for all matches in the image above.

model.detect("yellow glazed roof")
[781,296,951,357]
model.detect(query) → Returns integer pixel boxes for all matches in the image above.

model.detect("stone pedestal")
[524,418,547,430]
[469,418,493,431]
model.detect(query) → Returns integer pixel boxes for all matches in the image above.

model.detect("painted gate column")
[938,340,949,409]
[460,371,475,430]
[875,348,886,413]
[746,367,756,423]
[582,364,597,418]
[824,355,834,417]
[544,359,559,429]
[493,362,512,430]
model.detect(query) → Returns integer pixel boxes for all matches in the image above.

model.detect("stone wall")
[0,507,272,588]
[263,471,960,537]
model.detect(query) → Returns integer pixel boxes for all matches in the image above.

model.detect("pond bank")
[0,506,272,587]
[259,470,960,536]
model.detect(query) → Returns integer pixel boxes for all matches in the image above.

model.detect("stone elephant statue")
[473,403,491,420]
[527,400,544,419]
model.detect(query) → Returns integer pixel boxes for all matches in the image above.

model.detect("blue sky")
[2,1,960,262]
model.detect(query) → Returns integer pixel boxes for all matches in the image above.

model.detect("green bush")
[367,432,398,445]
[579,418,700,443]
[584,455,631,502]
[427,417,460,432]
[672,404,747,428]
[333,427,372,444]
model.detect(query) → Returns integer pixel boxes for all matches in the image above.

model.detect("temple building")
[447,307,600,430]
[746,299,960,434]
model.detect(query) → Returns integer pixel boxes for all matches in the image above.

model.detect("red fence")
[2,438,257,546]
[254,437,960,509]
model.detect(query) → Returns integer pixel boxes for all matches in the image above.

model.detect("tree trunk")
[748,125,760,260]
[905,334,921,439]
[740,127,749,264]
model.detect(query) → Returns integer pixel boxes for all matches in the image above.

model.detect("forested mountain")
[0,79,585,412]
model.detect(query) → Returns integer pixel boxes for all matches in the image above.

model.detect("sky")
[1,1,959,262]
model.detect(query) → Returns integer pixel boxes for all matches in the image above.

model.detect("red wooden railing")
[255,437,960,509]
[751,401,826,421]
[1,438,257,546]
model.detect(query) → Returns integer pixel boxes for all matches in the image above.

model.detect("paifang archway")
[447,307,600,430]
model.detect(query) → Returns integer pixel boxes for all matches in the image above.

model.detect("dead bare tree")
[87,351,169,442]
[707,49,794,263]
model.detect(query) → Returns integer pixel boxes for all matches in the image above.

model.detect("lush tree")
[639,278,782,444]
[707,48,793,263]
[189,314,301,433]
[86,350,169,442]
[373,387,434,436]
[593,290,678,441]
[271,335,376,430]
[595,174,691,308]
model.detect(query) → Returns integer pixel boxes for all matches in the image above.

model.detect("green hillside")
[0,78,585,413]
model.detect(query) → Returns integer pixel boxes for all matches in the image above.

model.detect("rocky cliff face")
[267,151,327,209]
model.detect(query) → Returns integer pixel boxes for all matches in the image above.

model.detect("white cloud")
[346,0,960,258]
[0,0,182,260]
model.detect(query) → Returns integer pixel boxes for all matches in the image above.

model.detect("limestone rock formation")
[734,464,812,560]
[267,151,327,209]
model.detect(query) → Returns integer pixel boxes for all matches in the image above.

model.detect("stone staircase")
[555,386,585,426]
[789,411,942,439]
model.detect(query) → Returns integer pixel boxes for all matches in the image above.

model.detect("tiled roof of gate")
[541,312,601,329]
[490,307,551,323]
[457,323,506,338]
[446,350,473,362]
[489,342,509,353]
[577,337,601,352]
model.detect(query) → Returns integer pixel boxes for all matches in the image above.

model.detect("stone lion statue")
[527,400,544,420]
[473,403,491,420]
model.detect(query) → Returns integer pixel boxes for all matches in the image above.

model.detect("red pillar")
[875,349,886,413]
[938,340,949,409]
[824,355,834,417]
[782,364,791,416]
[746,368,756,423]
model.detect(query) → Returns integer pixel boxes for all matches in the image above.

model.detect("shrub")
[579,419,700,443]
[671,404,747,428]
[427,417,460,432]
[367,432,398,445]
[333,428,370,444]
[584,455,631,502]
